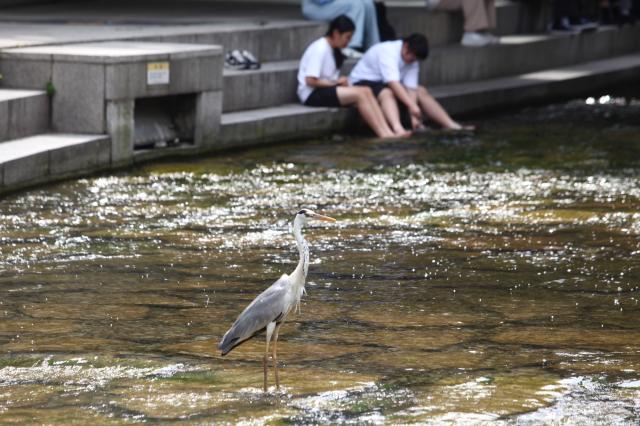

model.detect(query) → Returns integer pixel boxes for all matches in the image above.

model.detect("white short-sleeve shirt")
[297,37,340,103]
[349,40,419,89]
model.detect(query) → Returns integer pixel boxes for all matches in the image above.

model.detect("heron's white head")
[294,208,336,227]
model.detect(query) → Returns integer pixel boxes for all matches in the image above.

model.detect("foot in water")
[391,125,412,138]
[447,122,476,132]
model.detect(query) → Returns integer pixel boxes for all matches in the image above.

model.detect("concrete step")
[222,25,640,112]
[433,52,640,116]
[223,60,299,112]
[423,25,640,86]
[0,89,49,142]
[220,103,349,148]
[136,20,325,63]
[387,0,547,46]
[219,52,640,146]
[0,133,110,195]
[0,21,324,65]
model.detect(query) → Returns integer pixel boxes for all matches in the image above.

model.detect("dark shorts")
[304,86,341,107]
[354,80,387,98]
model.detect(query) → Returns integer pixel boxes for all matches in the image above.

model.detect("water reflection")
[0,97,639,423]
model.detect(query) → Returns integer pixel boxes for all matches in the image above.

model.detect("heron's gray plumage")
[218,274,290,355]
[216,209,336,391]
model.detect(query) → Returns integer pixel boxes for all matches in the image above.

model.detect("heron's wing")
[218,274,290,355]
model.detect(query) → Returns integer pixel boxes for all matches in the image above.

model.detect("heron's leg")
[272,322,282,389]
[264,322,276,392]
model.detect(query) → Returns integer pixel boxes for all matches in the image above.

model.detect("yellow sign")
[147,61,170,85]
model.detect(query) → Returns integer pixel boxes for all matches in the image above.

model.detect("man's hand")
[411,115,424,130]
[408,103,422,119]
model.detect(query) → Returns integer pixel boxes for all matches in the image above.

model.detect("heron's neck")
[292,220,309,285]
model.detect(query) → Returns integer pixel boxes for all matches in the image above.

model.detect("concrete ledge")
[0,89,49,142]
[433,53,640,115]
[219,53,640,144]
[0,133,110,194]
[133,102,350,161]
[0,41,223,95]
[220,104,349,148]
[3,150,49,188]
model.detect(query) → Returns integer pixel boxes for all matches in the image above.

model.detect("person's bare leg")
[378,88,411,137]
[272,323,282,389]
[416,85,463,130]
[337,86,395,138]
[364,89,394,136]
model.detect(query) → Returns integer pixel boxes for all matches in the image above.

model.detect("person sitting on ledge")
[349,33,473,132]
[297,15,404,139]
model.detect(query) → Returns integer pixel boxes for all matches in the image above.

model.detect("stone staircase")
[0,39,225,194]
[0,0,639,195]
[0,89,48,141]
[211,1,640,147]
[0,87,111,193]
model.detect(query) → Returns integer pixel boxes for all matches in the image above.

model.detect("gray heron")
[218,208,336,391]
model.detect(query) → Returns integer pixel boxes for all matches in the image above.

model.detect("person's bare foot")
[396,129,412,138]
[391,126,412,138]
[376,131,411,140]
[379,133,399,139]
[444,122,475,132]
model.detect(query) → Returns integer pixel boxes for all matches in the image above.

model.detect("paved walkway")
[0,0,311,50]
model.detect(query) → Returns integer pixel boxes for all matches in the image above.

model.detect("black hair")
[403,33,429,60]
[326,14,356,37]
[326,15,355,69]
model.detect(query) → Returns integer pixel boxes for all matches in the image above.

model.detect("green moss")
[346,400,374,414]
[45,81,56,97]
[0,356,45,368]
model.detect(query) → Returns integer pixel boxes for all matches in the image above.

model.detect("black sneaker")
[225,49,249,70]
[241,50,261,69]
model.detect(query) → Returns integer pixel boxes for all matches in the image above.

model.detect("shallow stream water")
[1,96,639,424]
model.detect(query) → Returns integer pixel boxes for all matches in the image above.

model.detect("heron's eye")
[297,210,307,215]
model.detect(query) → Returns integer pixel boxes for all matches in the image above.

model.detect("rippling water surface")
[1,97,640,424]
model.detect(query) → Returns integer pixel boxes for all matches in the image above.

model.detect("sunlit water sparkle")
[1,96,640,423]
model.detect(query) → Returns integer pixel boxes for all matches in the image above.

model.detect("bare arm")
[388,81,421,118]
[407,88,424,129]
[305,76,349,88]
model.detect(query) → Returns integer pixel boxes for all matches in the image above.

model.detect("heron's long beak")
[309,212,336,222]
